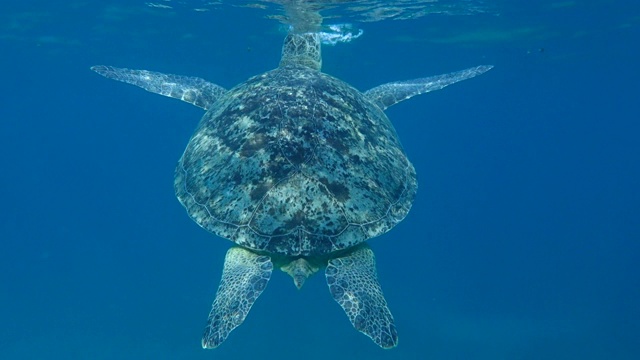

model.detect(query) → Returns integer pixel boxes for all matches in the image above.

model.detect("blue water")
[1,1,639,359]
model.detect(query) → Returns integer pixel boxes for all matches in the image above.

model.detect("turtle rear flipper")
[326,243,398,349]
[202,247,273,349]
[90,65,227,110]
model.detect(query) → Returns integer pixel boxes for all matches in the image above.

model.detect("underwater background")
[1,1,639,359]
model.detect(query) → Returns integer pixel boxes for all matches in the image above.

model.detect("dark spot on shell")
[293,210,305,225]
[325,129,349,154]
[232,171,243,184]
[281,142,307,164]
[250,183,270,201]
[319,177,350,202]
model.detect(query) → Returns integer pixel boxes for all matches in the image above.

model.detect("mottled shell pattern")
[175,36,417,257]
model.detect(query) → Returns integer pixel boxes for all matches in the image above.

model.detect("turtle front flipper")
[202,247,273,349]
[364,65,493,110]
[325,243,398,349]
[90,65,227,110]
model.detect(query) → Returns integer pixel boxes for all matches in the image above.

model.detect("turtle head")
[279,32,322,71]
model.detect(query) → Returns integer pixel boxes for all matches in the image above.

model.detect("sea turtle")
[92,31,491,349]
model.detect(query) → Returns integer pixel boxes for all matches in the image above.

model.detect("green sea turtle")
[92,31,491,349]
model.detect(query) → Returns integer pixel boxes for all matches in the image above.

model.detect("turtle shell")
[175,65,417,257]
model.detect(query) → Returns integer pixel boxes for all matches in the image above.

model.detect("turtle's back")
[175,66,416,256]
